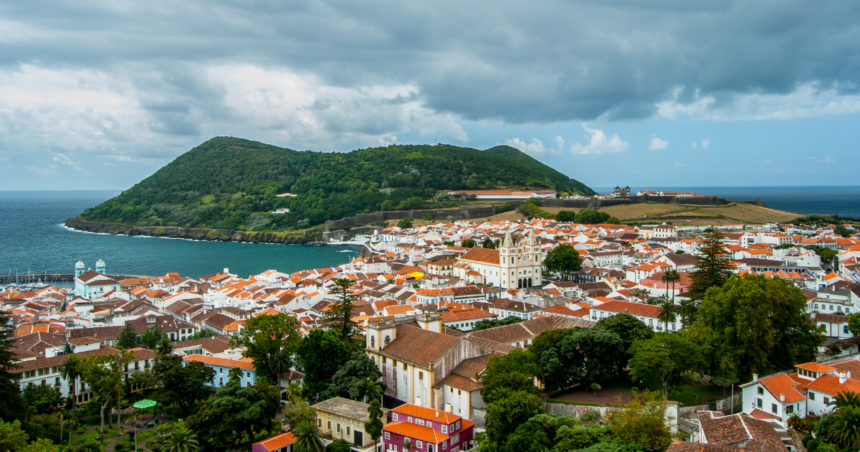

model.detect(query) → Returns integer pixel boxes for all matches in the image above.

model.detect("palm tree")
[161,424,200,452]
[60,354,84,408]
[827,405,860,448]
[293,421,325,452]
[657,301,678,332]
[662,269,681,304]
[830,391,860,410]
[352,379,384,403]
[155,338,173,357]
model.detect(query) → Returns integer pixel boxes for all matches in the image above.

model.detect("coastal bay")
[0,191,359,279]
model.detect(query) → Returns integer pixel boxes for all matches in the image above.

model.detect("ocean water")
[0,191,360,279]
[592,186,860,219]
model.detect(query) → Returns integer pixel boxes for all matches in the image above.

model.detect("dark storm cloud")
[1,0,859,130]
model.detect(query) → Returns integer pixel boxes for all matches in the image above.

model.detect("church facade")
[455,230,542,289]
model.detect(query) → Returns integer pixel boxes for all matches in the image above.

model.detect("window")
[442,425,448,434]
[771,403,778,415]
[408,417,413,423]
[385,432,390,440]
[757,398,763,408]
[456,421,460,430]
[403,363,407,371]
[371,336,376,348]
[810,392,816,401]
[824,397,830,405]
[347,426,350,435]
[845,325,850,334]
[427,422,432,428]
[337,423,341,432]
[787,405,794,414]
[419,372,423,380]
[757,387,763,395]
[393,413,398,421]
[328,421,331,430]
[417,419,424,426]
[417,441,423,448]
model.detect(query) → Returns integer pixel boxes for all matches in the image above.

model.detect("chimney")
[224,268,229,274]
[753,374,758,382]
[780,393,785,402]
[849,371,852,380]
[436,411,439,418]
[840,372,847,384]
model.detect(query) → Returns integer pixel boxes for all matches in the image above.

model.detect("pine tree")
[688,228,733,300]
[0,310,26,420]
[325,279,359,344]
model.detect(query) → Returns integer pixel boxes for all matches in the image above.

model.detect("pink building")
[251,432,296,452]
[382,404,475,452]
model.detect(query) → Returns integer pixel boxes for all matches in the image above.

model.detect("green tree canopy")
[595,313,654,366]
[628,333,704,400]
[698,274,824,380]
[364,399,385,452]
[397,218,413,229]
[140,326,169,349]
[687,228,733,300]
[152,354,215,416]
[230,313,302,385]
[541,328,626,393]
[485,391,545,446]
[187,380,280,449]
[325,279,360,344]
[322,353,383,401]
[544,244,583,281]
[297,329,351,401]
[117,324,139,349]
[606,392,672,452]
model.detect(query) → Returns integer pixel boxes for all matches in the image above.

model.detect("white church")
[74,259,120,299]
[455,230,543,289]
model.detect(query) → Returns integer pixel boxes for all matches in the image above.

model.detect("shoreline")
[64,217,322,245]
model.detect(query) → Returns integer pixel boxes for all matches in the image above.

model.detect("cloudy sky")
[1,0,859,190]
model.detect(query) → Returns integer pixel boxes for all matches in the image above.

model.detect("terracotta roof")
[440,309,496,322]
[182,354,255,370]
[592,300,660,318]
[380,324,461,367]
[434,373,482,392]
[12,345,120,373]
[759,373,805,403]
[252,433,296,451]
[796,362,836,373]
[392,403,462,424]
[384,421,449,444]
[806,374,860,397]
[458,247,500,265]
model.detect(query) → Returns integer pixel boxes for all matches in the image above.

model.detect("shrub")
[581,411,602,424]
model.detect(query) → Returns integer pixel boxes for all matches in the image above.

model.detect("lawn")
[669,385,725,406]
[68,426,121,451]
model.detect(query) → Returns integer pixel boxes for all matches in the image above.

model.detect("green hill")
[76,137,594,231]
[484,145,594,195]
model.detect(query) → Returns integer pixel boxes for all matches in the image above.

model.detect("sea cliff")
[64,218,319,244]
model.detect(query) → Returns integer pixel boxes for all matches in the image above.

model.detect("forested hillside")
[76,137,594,231]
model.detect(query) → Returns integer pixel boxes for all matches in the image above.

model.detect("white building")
[455,230,542,289]
[74,260,120,299]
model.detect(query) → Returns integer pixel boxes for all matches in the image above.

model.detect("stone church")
[455,230,542,289]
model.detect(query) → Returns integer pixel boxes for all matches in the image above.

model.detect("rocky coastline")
[64,218,320,244]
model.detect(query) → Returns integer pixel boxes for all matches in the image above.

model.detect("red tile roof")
[183,354,255,370]
[253,432,296,451]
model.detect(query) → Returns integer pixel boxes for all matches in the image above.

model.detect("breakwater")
[0,273,150,285]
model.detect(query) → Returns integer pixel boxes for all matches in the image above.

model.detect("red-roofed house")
[589,300,679,332]
[383,403,476,452]
[251,432,296,452]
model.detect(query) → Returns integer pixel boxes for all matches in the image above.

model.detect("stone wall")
[470,408,487,428]
[323,205,497,231]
